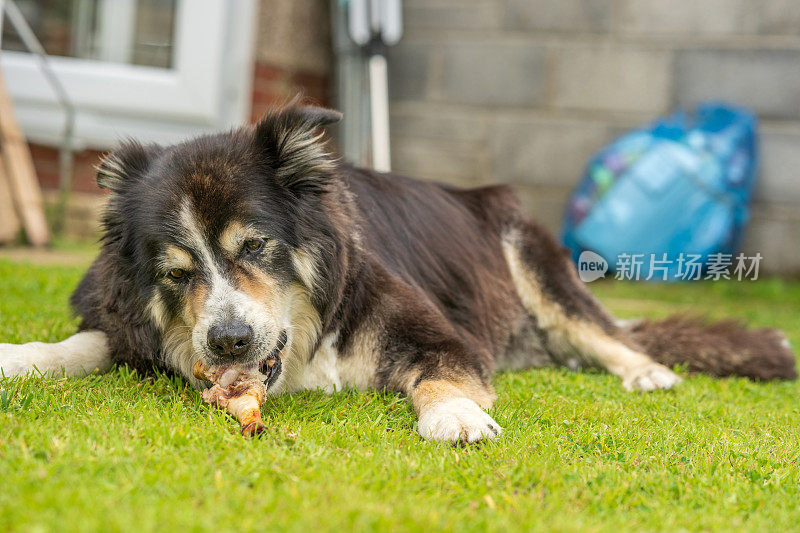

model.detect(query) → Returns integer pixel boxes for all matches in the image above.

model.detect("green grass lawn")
[1,252,799,532]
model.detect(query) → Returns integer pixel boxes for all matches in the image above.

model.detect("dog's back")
[341,166,524,354]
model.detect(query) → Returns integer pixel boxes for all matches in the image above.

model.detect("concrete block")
[404,2,501,30]
[490,118,613,187]
[512,185,573,235]
[618,0,754,35]
[504,0,612,32]
[389,109,489,143]
[740,206,800,274]
[675,49,800,120]
[755,130,800,205]
[756,0,800,34]
[388,42,435,101]
[442,42,547,106]
[390,137,490,186]
[552,46,672,113]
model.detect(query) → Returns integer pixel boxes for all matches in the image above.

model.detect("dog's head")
[96,103,343,387]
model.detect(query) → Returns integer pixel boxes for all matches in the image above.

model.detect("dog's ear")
[96,141,162,193]
[254,102,342,194]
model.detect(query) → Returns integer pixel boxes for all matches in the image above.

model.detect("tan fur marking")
[96,154,126,190]
[219,221,261,257]
[162,321,203,389]
[412,378,496,414]
[146,291,169,331]
[234,267,281,304]
[219,221,246,256]
[163,245,194,271]
[187,283,208,324]
[502,239,653,375]
[291,248,319,290]
[279,281,323,392]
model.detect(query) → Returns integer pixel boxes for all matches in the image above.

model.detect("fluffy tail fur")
[623,316,797,381]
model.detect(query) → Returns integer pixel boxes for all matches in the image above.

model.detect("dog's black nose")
[207,321,253,359]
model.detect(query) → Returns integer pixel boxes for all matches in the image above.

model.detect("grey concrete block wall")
[675,50,800,119]
[757,129,800,205]
[387,43,433,101]
[387,0,800,274]
[404,1,503,30]
[505,0,613,32]
[442,42,548,105]
[552,45,672,113]
[617,0,754,35]
[756,0,800,34]
[489,117,614,186]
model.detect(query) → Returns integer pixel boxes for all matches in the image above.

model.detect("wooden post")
[0,152,22,243]
[0,69,50,246]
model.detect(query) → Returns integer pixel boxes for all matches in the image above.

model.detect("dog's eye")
[243,239,263,254]
[167,268,188,281]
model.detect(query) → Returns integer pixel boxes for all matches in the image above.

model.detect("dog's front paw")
[417,397,502,444]
[622,363,682,391]
[0,343,32,377]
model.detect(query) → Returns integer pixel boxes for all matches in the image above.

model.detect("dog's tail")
[622,315,797,380]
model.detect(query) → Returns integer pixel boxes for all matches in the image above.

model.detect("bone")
[193,359,268,436]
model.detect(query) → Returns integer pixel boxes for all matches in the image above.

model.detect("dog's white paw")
[0,343,32,377]
[417,397,502,444]
[622,363,682,391]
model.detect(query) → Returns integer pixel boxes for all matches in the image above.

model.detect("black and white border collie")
[1,103,795,443]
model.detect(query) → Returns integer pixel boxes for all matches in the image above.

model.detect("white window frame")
[0,0,257,150]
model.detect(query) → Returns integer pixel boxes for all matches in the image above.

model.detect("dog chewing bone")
[193,360,267,436]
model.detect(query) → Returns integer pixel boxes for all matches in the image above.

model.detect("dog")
[1,103,796,443]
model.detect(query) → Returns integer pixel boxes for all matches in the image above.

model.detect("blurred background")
[0,0,798,273]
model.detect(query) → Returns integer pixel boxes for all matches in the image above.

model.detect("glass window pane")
[1,0,178,69]
[131,0,176,68]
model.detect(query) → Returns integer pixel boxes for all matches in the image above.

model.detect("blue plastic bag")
[561,102,759,281]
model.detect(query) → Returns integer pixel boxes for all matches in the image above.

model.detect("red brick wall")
[251,61,329,122]
[30,144,106,194]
